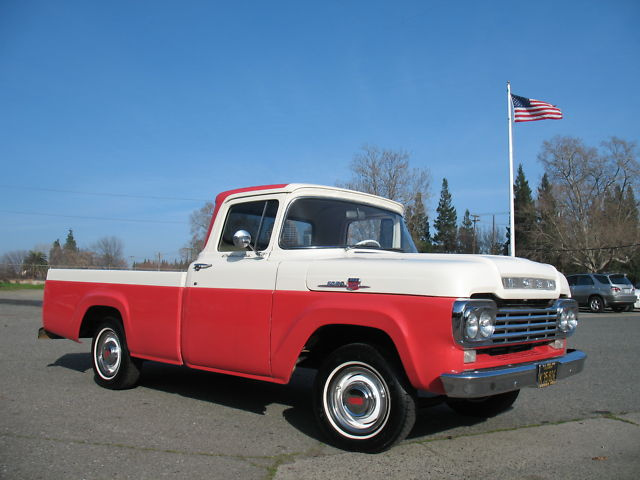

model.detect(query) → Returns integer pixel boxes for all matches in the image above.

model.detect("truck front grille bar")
[492,305,558,345]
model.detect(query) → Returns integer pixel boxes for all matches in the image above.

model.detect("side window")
[567,276,576,286]
[218,200,279,252]
[347,219,381,245]
[281,219,313,247]
[593,274,610,285]
[346,218,395,249]
[577,276,594,286]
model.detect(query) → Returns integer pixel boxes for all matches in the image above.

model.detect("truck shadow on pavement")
[48,353,487,443]
[47,353,93,373]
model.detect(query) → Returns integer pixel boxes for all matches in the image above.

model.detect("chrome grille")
[492,304,558,345]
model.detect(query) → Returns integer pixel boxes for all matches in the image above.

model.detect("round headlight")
[558,311,569,332]
[465,312,479,339]
[558,308,578,333]
[479,310,495,337]
[566,309,577,330]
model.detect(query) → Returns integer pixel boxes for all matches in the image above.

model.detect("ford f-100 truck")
[40,183,586,452]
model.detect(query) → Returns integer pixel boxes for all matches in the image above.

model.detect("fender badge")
[318,278,369,291]
[347,278,362,291]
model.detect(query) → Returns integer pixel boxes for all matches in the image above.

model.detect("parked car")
[635,284,640,310]
[566,273,636,313]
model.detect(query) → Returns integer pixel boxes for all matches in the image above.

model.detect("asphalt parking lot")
[1,289,639,479]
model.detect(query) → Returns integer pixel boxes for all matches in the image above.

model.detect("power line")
[0,210,187,225]
[521,243,640,253]
[0,185,210,202]
[471,211,510,216]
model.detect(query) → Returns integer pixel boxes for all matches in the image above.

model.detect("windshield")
[280,197,417,253]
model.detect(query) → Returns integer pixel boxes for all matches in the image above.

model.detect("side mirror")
[232,230,252,250]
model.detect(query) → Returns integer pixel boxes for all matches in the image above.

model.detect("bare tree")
[537,136,640,272]
[0,250,29,279]
[340,145,431,207]
[187,201,215,256]
[478,226,504,255]
[93,236,127,269]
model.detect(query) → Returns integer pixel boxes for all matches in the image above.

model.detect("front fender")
[270,291,457,390]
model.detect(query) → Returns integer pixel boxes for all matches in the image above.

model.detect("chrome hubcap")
[95,328,121,379]
[324,362,390,439]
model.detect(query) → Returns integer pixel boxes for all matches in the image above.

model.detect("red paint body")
[42,280,562,393]
[41,184,567,394]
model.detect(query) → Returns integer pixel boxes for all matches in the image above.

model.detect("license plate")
[537,362,558,388]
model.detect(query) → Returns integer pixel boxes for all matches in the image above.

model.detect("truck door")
[181,199,280,377]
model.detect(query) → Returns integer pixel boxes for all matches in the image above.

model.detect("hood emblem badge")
[319,278,370,291]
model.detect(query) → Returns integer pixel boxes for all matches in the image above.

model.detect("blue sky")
[1,0,638,262]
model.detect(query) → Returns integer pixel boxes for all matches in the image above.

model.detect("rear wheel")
[446,390,520,417]
[91,317,141,390]
[588,295,604,313]
[314,343,416,452]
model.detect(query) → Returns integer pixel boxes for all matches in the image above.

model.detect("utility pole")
[492,215,496,254]
[471,214,480,254]
[157,252,162,271]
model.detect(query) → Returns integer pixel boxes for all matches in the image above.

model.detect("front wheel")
[91,317,141,390]
[313,343,416,452]
[446,390,520,417]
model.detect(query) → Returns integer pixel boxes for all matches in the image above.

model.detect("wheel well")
[79,306,123,338]
[588,294,605,304]
[298,325,403,371]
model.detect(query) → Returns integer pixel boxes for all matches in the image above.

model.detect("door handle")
[193,263,212,271]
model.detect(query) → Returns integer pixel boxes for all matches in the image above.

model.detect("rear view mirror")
[346,209,366,220]
[232,230,252,249]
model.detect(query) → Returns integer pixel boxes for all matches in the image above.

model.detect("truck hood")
[305,251,569,300]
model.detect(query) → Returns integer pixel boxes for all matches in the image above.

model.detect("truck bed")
[43,269,187,364]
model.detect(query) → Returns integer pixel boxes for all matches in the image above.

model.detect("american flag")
[511,94,563,122]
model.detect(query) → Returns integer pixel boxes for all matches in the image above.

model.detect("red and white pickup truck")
[40,183,585,452]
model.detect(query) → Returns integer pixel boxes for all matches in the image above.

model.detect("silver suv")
[566,273,636,313]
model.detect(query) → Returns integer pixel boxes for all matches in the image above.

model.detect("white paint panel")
[187,253,278,290]
[47,268,187,288]
[301,251,567,299]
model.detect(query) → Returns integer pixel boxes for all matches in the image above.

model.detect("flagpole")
[507,81,515,257]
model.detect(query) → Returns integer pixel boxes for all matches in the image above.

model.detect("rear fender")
[73,289,131,341]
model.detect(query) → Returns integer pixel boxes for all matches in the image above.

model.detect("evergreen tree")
[513,164,536,257]
[458,209,475,253]
[534,173,563,267]
[601,184,640,273]
[405,192,431,252]
[433,178,458,253]
[63,229,78,253]
[49,239,63,267]
[503,226,511,256]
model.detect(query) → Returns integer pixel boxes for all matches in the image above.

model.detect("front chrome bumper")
[440,349,586,398]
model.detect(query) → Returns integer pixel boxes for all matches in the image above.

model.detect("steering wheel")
[354,239,382,248]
